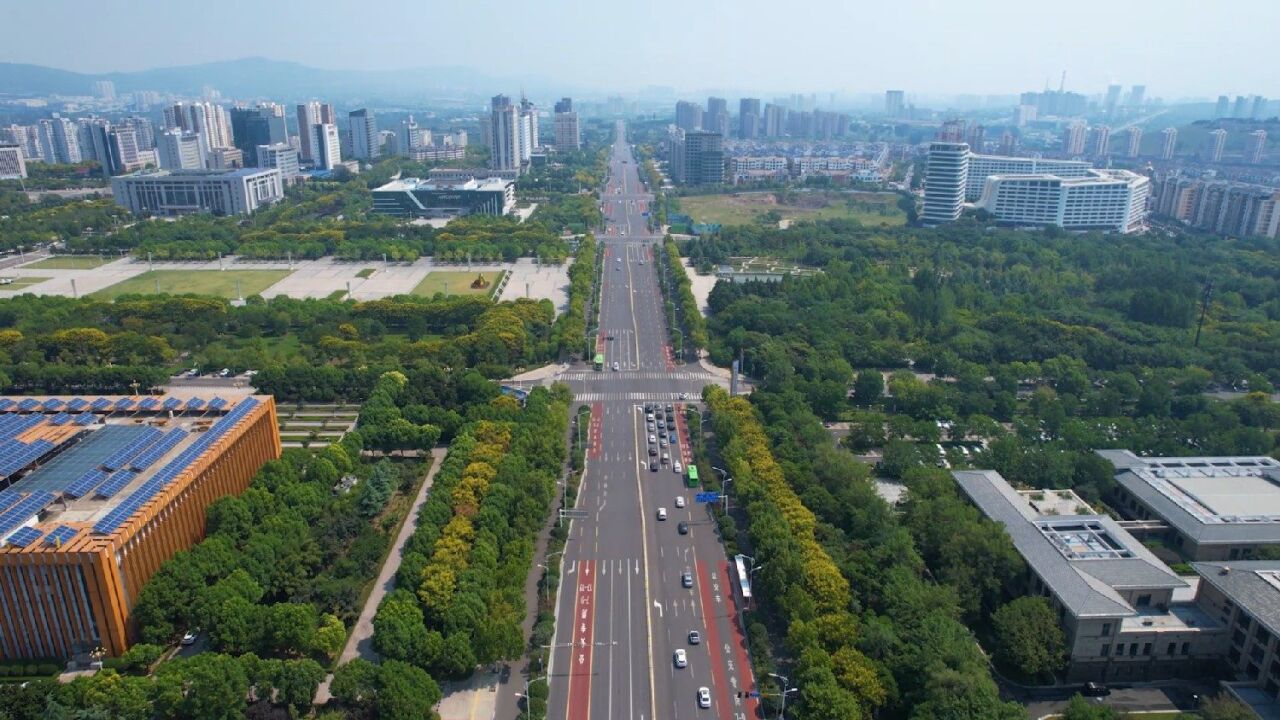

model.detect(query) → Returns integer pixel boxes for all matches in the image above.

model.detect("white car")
[698,687,711,708]
[674,462,683,474]
[674,649,687,668]
[181,630,198,646]
[657,507,667,521]
[675,496,685,508]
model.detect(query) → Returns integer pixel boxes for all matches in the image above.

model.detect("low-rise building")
[954,470,1225,682]
[973,169,1150,233]
[1193,562,1280,706]
[111,168,284,216]
[1101,451,1280,561]
[371,176,515,219]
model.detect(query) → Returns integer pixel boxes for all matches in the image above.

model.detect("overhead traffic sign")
[695,492,720,504]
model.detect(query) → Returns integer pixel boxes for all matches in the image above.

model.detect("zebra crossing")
[571,391,691,403]
[561,371,711,382]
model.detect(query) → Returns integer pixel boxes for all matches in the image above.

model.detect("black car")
[649,461,658,472]
[648,447,657,456]
[677,522,689,535]
[666,404,674,414]
[1082,682,1110,697]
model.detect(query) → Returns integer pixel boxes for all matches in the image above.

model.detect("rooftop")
[954,470,1185,619]
[1099,450,1280,545]
[375,176,512,193]
[118,168,280,180]
[0,395,267,550]
[1193,561,1280,642]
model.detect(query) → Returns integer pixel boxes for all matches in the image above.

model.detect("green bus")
[685,464,699,488]
[593,353,605,371]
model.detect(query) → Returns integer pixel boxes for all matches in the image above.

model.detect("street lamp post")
[711,466,733,512]
[514,674,546,720]
[767,673,799,720]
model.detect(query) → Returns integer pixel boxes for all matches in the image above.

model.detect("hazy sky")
[3,0,1276,99]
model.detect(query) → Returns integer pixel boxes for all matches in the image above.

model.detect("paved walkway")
[314,447,447,705]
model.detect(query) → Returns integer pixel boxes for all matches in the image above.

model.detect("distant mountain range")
[0,57,572,104]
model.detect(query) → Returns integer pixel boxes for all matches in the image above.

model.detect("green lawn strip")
[90,270,292,300]
[23,255,111,270]
[410,270,504,297]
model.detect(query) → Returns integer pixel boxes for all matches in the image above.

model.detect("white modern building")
[0,144,27,180]
[157,130,205,170]
[371,176,515,218]
[965,154,1092,200]
[111,168,284,216]
[974,169,1150,233]
[311,123,341,170]
[921,141,969,224]
[256,143,300,182]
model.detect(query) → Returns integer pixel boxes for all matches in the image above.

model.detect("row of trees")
[705,386,895,719]
[555,234,597,357]
[713,384,1028,719]
[662,236,708,353]
[373,385,570,680]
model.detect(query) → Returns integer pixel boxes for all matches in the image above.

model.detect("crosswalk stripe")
[572,392,689,402]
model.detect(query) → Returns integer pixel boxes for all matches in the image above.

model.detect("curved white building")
[975,169,1150,233]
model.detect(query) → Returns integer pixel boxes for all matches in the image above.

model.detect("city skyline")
[2,0,1278,98]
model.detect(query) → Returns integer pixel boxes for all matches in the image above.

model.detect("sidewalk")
[314,447,447,705]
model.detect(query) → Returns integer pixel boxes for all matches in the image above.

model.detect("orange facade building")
[0,395,280,660]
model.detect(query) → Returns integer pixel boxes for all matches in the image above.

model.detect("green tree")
[1200,694,1258,720]
[275,658,325,715]
[1061,694,1123,720]
[376,660,443,720]
[991,597,1065,677]
[152,654,249,720]
[314,613,347,660]
[854,370,884,405]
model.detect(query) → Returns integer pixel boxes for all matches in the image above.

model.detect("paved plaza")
[2,256,571,311]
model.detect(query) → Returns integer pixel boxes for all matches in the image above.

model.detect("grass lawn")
[23,255,112,270]
[411,270,505,298]
[0,276,50,292]
[356,268,376,279]
[679,191,905,228]
[91,270,291,300]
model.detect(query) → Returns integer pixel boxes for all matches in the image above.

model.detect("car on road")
[666,404,674,413]
[675,496,685,508]
[659,438,668,448]
[1082,682,1110,697]
[678,392,689,400]
[688,630,701,645]
[674,649,687,668]
[648,446,657,456]
[657,507,667,521]
[662,452,670,464]
[612,361,619,371]
[646,412,654,422]
[682,570,694,588]
[181,630,199,646]
[698,687,711,708]
[674,461,683,474]
[648,434,656,444]
[639,260,644,265]
[647,422,656,432]
[677,521,689,535]
[650,461,658,472]
[645,403,654,412]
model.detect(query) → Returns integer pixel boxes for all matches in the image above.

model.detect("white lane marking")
[653,601,662,618]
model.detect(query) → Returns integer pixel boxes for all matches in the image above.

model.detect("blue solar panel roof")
[0,491,55,538]
[44,525,78,546]
[7,526,43,546]
[42,399,64,411]
[66,398,88,411]
[138,398,160,411]
[17,399,40,411]
[114,399,135,411]
[90,398,111,411]
[0,399,14,411]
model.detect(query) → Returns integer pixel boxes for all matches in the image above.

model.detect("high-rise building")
[1150,173,1280,238]
[86,122,144,176]
[1234,95,1250,118]
[0,144,27,180]
[164,102,231,152]
[230,106,286,166]
[937,119,965,143]
[42,116,81,164]
[397,115,430,157]
[489,95,520,172]
[348,109,379,160]
[4,125,43,163]
[998,131,1017,156]
[762,104,786,137]
[738,98,760,139]
[295,102,334,162]
[1247,130,1267,164]
[922,142,970,225]
[1161,128,1178,160]
[122,116,156,151]
[705,97,729,137]
[964,154,1092,200]
[1128,85,1145,108]
[1105,84,1122,116]
[1125,127,1142,158]
[1216,95,1231,118]
[553,98,580,151]
[256,143,300,180]
[1208,129,1228,163]
[1062,123,1087,156]
[519,97,539,155]
[967,124,986,152]
[1251,96,1268,120]
[1089,125,1111,158]
[90,80,116,100]
[675,101,703,132]
[311,123,341,170]
[670,131,724,186]
[157,130,205,170]
[885,90,905,117]
[206,147,244,170]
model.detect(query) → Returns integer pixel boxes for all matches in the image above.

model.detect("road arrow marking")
[653,601,663,618]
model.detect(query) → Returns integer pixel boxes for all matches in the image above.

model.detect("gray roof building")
[955,470,1185,620]
[1100,450,1280,556]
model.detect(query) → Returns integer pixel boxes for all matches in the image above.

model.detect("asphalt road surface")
[546,123,759,720]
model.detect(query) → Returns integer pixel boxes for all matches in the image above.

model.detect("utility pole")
[1194,281,1213,348]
